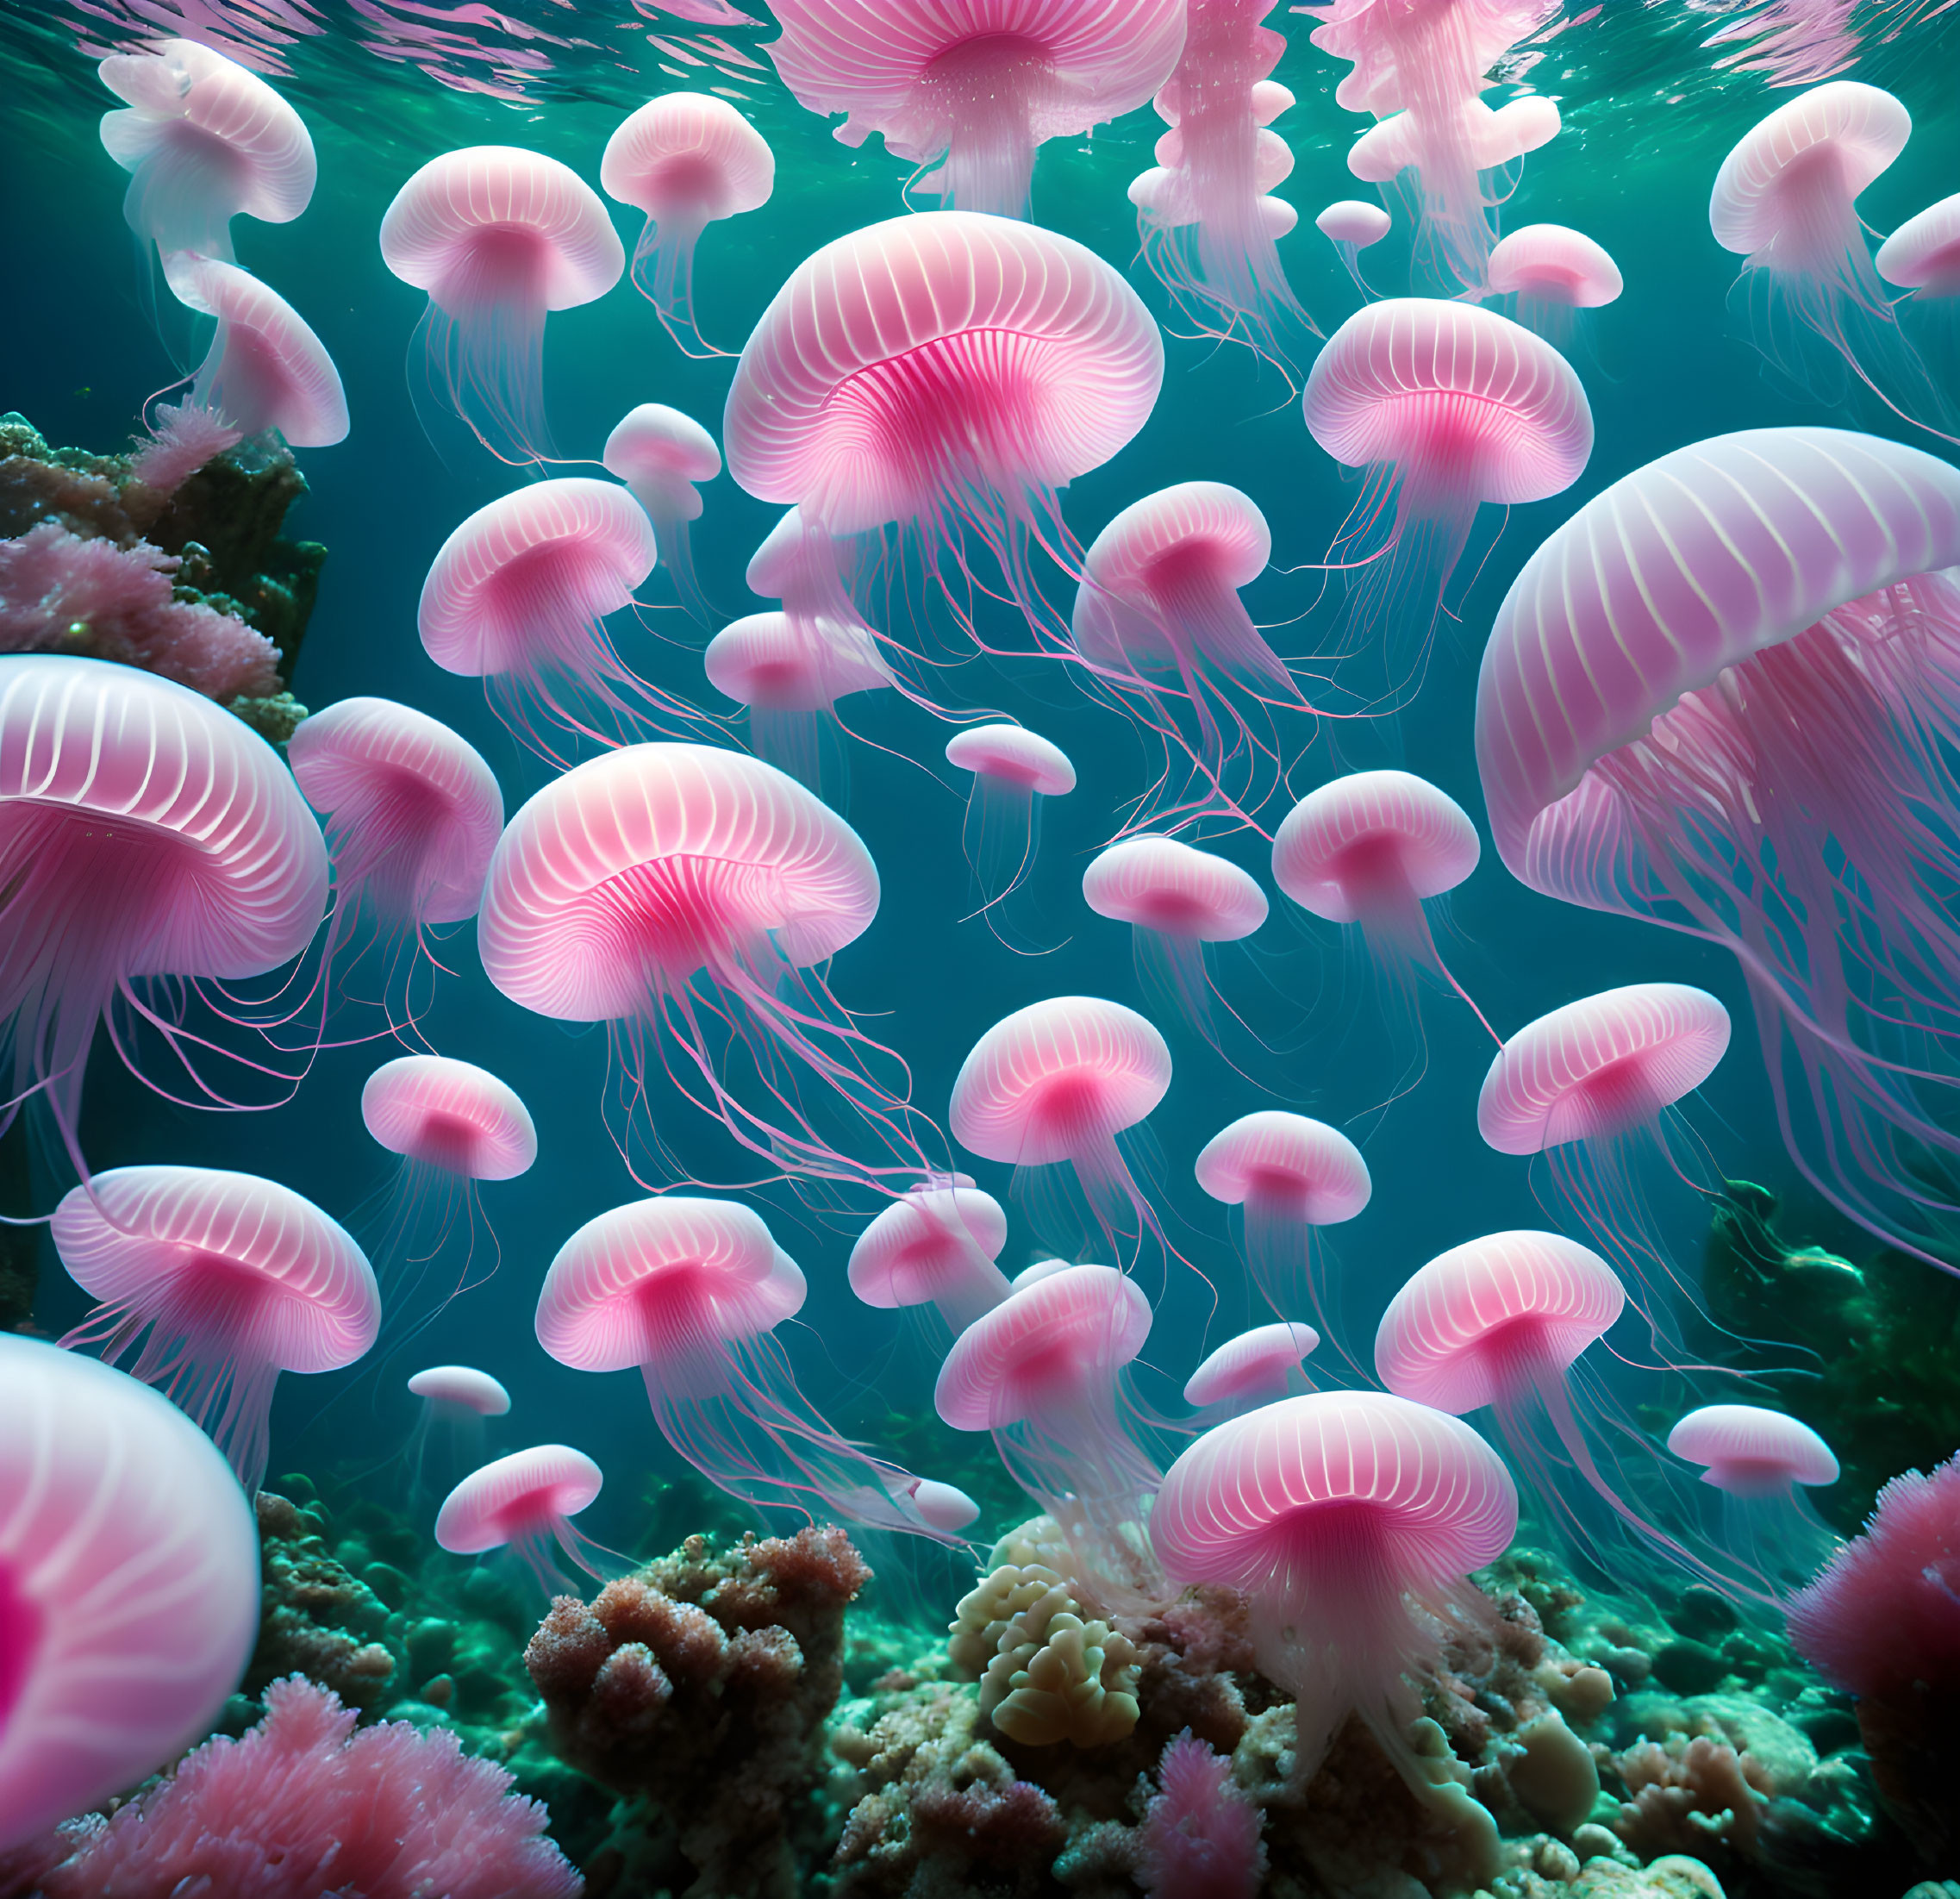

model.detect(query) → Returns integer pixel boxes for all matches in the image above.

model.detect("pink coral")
[128,403,245,496]
[0,521,280,700]
[1138,1728,1266,1899]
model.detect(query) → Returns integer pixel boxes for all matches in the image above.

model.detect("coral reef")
[1134,1728,1266,1897]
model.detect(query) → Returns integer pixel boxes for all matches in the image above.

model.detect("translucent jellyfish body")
[943,724,1076,941]
[1668,1404,1842,1593]
[601,92,773,355]
[1183,1320,1320,1415]
[404,1362,510,1502]
[53,1165,380,1492]
[1317,197,1391,294]
[435,1445,615,1595]
[603,403,722,622]
[379,146,623,462]
[766,0,1188,218]
[1878,191,1960,386]
[849,1175,1013,1333]
[1474,427,1960,1261]
[1484,222,1622,353]
[0,1337,260,1850]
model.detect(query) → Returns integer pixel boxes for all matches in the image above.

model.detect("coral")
[128,401,242,495]
[1614,1732,1771,1859]
[1136,1728,1265,1898]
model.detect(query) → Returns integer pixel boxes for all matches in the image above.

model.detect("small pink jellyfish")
[435,1445,618,1596]
[0,1336,260,1851]
[950,996,1173,1261]
[766,0,1187,218]
[1877,191,1960,384]
[1303,298,1591,703]
[935,1261,1162,1596]
[404,1362,510,1501]
[1317,197,1392,295]
[603,403,723,623]
[537,1195,952,1538]
[1151,1389,1517,1783]
[848,1174,1012,1333]
[1183,1320,1320,1415]
[1193,1111,1370,1352]
[600,92,774,356]
[895,1475,981,1533]
[1080,834,1268,1048]
[53,1165,380,1493]
[1668,1404,1842,1592]
[1484,222,1622,353]
[378,146,623,463]
[943,723,1075,943]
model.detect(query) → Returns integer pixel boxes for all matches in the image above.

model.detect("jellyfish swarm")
[1484,223,1623,354]
[434,1445,615,1596]
[936,1262,1163,1597]
[286,697,502,1034]
[0,1336,260,1850]
[1151,1389,1517,1783]
[723,211,1162,660]
[601,93,773,357]
[0,657,328,1178]
[1184,1319,1320,1415]
[1877,191,1960,384]
[1473,427,1960,1262]
[1304,299,1591,706]
[537,1196,952,1538]
[1669,1404,1842,1594]
[53,1165,379,1494]
[478,742,933,1194]
[403,1363,509,1504]
[848,1175,1013,1334]
[765,0,1187,219]
[603,403,722,623]
[944,724,1075,942]
[1317,197,1392,296]
[379,146,623,463]
[951,996,1173,1263]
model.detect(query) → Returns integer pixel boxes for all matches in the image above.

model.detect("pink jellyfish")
[600,92,774,355]
[97,36,315,266]
[602,403,723,622]
[896,1475,981,1533]
[478,743,933,1192]
[1151,1389,1518,1783]
[765,0,1187,218]
[53,1165,380,1493]
[0,657,328,1178]
[0,1336,260,1851]
[1484,223,1622,352]
[418,478,710,765]
[1080,834,1268,1047]
[1472,427,1960,1263]
[1668,1404,1841,1592]
[950,996,1173,1260]
[1194,1111,1370,1353]
[723,211,1162,659]
[404,1362,510,1501]
[435,1445,617,1596]
[1877,191,1960,385]
[378,146,623,462]
[943,724,1075,941]
[935,1261,1162,1596]
[537,1195,952,1538]
[1304,298,1591,703]
[286,697,503,1030]
[848,1174,1012,1332]
[1317,197,1391,295]
[1183,1319,1320,1415]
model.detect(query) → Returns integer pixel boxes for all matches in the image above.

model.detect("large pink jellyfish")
[53,1165,380,1492]
[723,211,1162,659]
[1303,298,1591,703]
[1668,1404,1841,1593]
[1473,427,1960,1262]
[536,1195,952,1538]
[603,403,723,623]
[765,0,1187,218]
[1484,223,1622,353]
[935,1261,1162,1596]
[478,743,933,1191]
[378,146,623,462]
[435,1445,616,1596]
[848,1174,1012,1333]
[943,724,1075,941]
[418,478,709,764]
[0,1336,259,1851]
[601,93,774,356]
[1183,1319,1320,1415]
[1151,1389,1517,1783]
[950,996,1173,1260]
[0,656,328,1177]
[286,696,502,1031]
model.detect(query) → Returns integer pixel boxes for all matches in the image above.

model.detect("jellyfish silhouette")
[1317,197,1391,296]
[53,1165,380,1493]
[1668,1404,1842,1594]
[435,1445,619,1596]
[603,403,723,623]
[379,146,623,463]
[766,0,1187,218]
[0,1336,260,1850]
[1474,427,1960,1263]
[944,724,1075,942]
[1484,222,1622,353]
[848,1174,1012,1334]
[601,92,773,356]
[1183,1319,1320,1415]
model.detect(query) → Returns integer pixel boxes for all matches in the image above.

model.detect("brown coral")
[247,1490,404,1715]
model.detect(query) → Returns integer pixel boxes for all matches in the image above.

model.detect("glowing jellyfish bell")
[603,403,723,622]
[435,1445,618,1596]
[942,724,1075,941]
[848,1174,1013,1334]
[1877,192,1960,382]
[1668,1404,1842,1593]
[1184,1320,1320,1416]
[1485,222,1622,351]
[404,1362,511,1502]
[1317,197,1392,294]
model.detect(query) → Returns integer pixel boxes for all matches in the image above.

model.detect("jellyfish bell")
[1484,222,1622,352]
[403,1362,510,1503]
[603,403,722,622]
[943,723,1075,940]
[848,1175,1013,1334]
[1183,1320,1320,1415]
[1878,192,1960,384]
[896,1475,981,1533]
[1317,197,1392,295]
[1668,1404,1842,1594]
[434,1444,620,1596]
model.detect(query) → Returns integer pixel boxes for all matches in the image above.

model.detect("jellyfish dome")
[944,724,1077,796]
[603,403,722,622]
[0,1336,260,1850]
[97,36,315,263]
[408,1364,511,1415]
[703,609,894,792]
[435,1444,614,1594]
[766,0,1189,218]
[363,1055,537,1181]
[944,725,1075,934]
[1486,223,1622,351]
[1317,199,1390,247]
[1668,1405,1844,1593]
[53,1165,379,1492]
[1877,192,1960,297]
[848,1175,1012,1332]
[1474,427,1960,1261]
[1183,1320,1320,1413]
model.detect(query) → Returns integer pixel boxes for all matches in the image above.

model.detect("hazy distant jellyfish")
[1473,428,1960,1260]
[1183,1320,1320,1415]
[603,403,722,622]
[1876,191,1960,380]
[601,92,774,355]
[0,1336,259,1851]
[53,1165,380,1493]
[766,0,1187,218]
[943,724,1075,939]
[379,146,623,462]
[1668,1404,1842,1592]
[435,1445,616,1596]
[1081,834,1268,1048]
[1304,299,1591,703]
[404,1363,510,1502]
[479,743,933,1191]
[849,1174,1013,1332]
[935,1262,1162,1595]
[1151,1389,1518,1783]
[0,657,328,1178]
[951,996,1174,1260]
[1484,222,1622,352]
[895,1475,981,1533]
[538,1195,952,1537]
[1317,197,1391,294]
